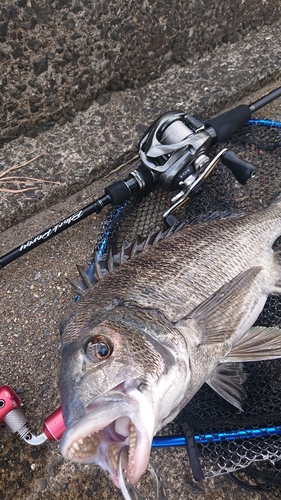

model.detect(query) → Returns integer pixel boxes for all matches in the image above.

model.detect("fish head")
[59,305,182,487]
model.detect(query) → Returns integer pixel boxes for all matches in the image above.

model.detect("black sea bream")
[59,196,281,488]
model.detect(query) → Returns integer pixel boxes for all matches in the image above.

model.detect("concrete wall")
[1,0,280,146]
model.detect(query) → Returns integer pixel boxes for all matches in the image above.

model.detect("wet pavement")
[1,27,281,500]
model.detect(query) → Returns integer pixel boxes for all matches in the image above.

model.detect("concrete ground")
[1,23,281,500]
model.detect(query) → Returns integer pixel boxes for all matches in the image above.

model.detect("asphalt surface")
[1,42,281,500]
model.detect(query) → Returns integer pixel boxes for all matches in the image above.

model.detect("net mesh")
[93,122,281,489]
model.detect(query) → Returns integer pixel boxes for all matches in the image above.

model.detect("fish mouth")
[60,386,155,487]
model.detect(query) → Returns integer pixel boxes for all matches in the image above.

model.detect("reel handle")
[221,150,256,184]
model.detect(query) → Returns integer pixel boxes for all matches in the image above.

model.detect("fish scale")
[115,218,277,319]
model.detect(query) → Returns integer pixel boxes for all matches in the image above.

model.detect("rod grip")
[206,105,251,143]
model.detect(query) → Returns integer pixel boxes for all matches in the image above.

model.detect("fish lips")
[60,389,155,487]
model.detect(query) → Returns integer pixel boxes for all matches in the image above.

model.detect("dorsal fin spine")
[120,241,126,265]
[131,238,139,258]
[71,222,183,294]
[108,247,114,272]
[94,252,103,281]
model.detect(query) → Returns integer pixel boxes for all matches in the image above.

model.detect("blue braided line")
[74,203,126,302]
[247,118,281,128]
[97,203,126,257]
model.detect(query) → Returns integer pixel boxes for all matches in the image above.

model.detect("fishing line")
[96,202,127,256]
[247,118,281,128]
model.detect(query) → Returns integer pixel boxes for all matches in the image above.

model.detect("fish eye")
[84,335,114,362]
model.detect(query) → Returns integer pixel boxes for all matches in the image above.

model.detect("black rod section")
[0,164,154,269]
[0,195,110,269]
[206,86,281,145]
[249,86,281,113]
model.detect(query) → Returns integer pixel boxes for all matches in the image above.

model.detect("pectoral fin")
[206,362,247,411]
[182,267,262,344]
[224,326,281,362]
[207,325,281,409]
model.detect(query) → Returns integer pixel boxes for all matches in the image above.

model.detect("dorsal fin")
[69,222,185,295]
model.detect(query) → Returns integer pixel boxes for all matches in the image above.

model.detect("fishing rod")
[1,85,281,269]
[2,116,281,499]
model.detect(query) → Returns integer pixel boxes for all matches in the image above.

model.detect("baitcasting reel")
[104,104,256,224]
[138,109,256,220]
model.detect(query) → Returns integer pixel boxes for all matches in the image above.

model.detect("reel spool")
[139,111,212,191]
